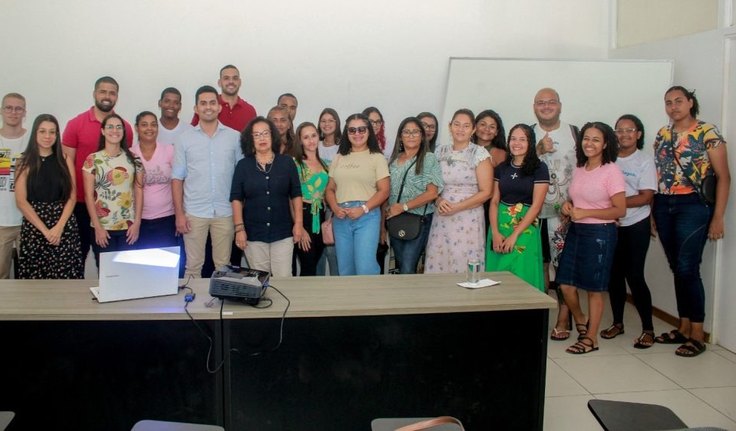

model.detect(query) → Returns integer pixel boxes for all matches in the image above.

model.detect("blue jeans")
[391,213,433,274]
[333,201,380,275]
[652,193,712,323]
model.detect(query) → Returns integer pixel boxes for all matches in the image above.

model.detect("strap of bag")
[396,158,428,216]
[394,416,464,431]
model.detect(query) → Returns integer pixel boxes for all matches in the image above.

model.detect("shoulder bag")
[387,159,427,241]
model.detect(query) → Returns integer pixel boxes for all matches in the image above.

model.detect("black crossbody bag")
[386,159,428,241]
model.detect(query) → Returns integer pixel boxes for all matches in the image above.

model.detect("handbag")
[386,159,427,241]
[321,217,334,245]
[668,126,717,205]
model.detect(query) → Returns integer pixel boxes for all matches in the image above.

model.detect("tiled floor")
[544,297,736,430]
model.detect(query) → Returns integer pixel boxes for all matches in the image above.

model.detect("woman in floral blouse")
[83,113,144,262]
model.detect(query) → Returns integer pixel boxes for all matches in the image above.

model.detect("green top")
[295,158,329,233]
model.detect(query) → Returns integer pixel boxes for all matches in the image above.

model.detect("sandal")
[675,339,706,358]
[654,329,688,344]
[566,336,599,354]
[633,331,655,349]
[575,319,589,340]
[550,327,571,341]
[600,323,625,339]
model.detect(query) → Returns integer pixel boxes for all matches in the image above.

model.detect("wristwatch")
[402,203,409,212]
[361,204,369,214]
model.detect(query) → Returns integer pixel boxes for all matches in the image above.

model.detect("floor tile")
[554,354,679,394]
[546,360,589,397]
[543,395,601,431]
[689,387,736,424]
[636,350,736,388]
[714,347,736,364]
[593,389,736,430]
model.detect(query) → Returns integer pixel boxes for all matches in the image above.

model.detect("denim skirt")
[555,222,617,292]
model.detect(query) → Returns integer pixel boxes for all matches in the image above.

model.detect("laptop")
[90,246,180,303]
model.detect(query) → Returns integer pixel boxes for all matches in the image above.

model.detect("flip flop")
[654,329,688,344]
[675,339,706,358]
[550,327,571,341]
[633,331,655,349]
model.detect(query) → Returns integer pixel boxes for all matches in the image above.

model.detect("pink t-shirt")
[131,143,175,220]
[568,163,625,224]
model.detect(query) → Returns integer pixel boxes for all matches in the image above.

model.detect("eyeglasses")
[401,129,422,137]
[421,123,436,131]
[615,127,637,134]
[347,126,368,135]
[2,106,25,114]
[534,100,559,107]
[369,119,383,126]
[104,124,124,130]
[253,130,271,139]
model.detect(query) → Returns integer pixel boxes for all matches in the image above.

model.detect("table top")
[0,273,555,321]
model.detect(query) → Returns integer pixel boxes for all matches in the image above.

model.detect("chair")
[0,412,14,431]
[372,417,464,431]
[131,420,224,431]
[587,399,730,431]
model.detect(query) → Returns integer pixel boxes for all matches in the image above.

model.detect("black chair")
[588,399,728,431]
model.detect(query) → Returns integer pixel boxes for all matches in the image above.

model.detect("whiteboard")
[440,57,673,147]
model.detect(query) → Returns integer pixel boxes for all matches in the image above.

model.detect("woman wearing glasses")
[325,113,390,275]
[15,114,83,278]
[652,86,731,357]
[425,109,493,273]
[417,112,439,152]
[231,117,302,277]
[386,117,443,274]
[82,113,144,260]
[599,115,657,348]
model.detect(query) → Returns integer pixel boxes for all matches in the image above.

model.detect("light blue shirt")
[172,123,242,218]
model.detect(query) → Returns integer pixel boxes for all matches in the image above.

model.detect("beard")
[95,100,114,112]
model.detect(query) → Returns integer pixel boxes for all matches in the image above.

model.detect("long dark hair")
[505,123,540,176]
[318,108,342,143]
[98,113,143,186]
[389,117,429,175]
[16,114,73,201]
[362,106,386,151]
[293,122,329,178]
[473,109,507,150]
[576,122,618,167]
[337,113,382,155]
[240,117,281,157]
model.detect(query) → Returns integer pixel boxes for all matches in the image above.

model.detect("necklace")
[256,153,274,174]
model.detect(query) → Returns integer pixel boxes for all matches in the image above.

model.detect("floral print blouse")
[82,151,141,231]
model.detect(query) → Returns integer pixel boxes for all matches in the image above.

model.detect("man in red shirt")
[191,65,257,133]
[62,76,133,267]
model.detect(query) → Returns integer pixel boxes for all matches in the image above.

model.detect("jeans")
[652,193,712,323]
[391,213,433,274]
[333,201,380,275]
[316,245,338,276]
[92,230,137,266]
[608,216,653,330]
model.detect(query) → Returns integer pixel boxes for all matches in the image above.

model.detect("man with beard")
[63,76,133,267]
[191,65,257,132]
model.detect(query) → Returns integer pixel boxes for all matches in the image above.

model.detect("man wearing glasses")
[63,76,134,268]
[172,86,241,279]
[0,93,29,278]
[531,87,579,342]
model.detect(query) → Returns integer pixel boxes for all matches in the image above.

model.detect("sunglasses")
[347,126,368,135]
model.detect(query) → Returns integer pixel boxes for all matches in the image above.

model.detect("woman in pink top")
[130,111,177,250]
[556,122,626,354]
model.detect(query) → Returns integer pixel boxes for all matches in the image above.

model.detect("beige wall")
[617,0,719,47]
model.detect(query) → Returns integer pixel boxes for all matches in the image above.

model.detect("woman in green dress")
[486,124,549,291]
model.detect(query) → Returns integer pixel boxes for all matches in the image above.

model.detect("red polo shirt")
[62,107,134,202]
[191,95,257,133]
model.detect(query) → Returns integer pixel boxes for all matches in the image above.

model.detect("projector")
[209,266,270,305]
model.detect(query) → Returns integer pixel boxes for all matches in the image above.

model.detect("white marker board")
[440,57,673,146]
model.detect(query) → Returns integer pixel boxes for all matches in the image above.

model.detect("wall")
[616,0,719,47]
[0,0,609,139]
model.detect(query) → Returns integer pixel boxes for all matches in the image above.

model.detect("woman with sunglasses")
[425,109,493,274]
[325,113,390,275]
[386,117,443,274]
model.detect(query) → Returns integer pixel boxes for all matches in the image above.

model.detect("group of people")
[1,66,730,358]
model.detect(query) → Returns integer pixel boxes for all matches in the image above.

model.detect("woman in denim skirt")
[556,122,626,354]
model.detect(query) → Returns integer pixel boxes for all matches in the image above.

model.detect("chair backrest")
[131,420,224,431]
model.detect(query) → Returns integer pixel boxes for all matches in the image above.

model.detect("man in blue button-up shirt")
[172,85,242,279]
